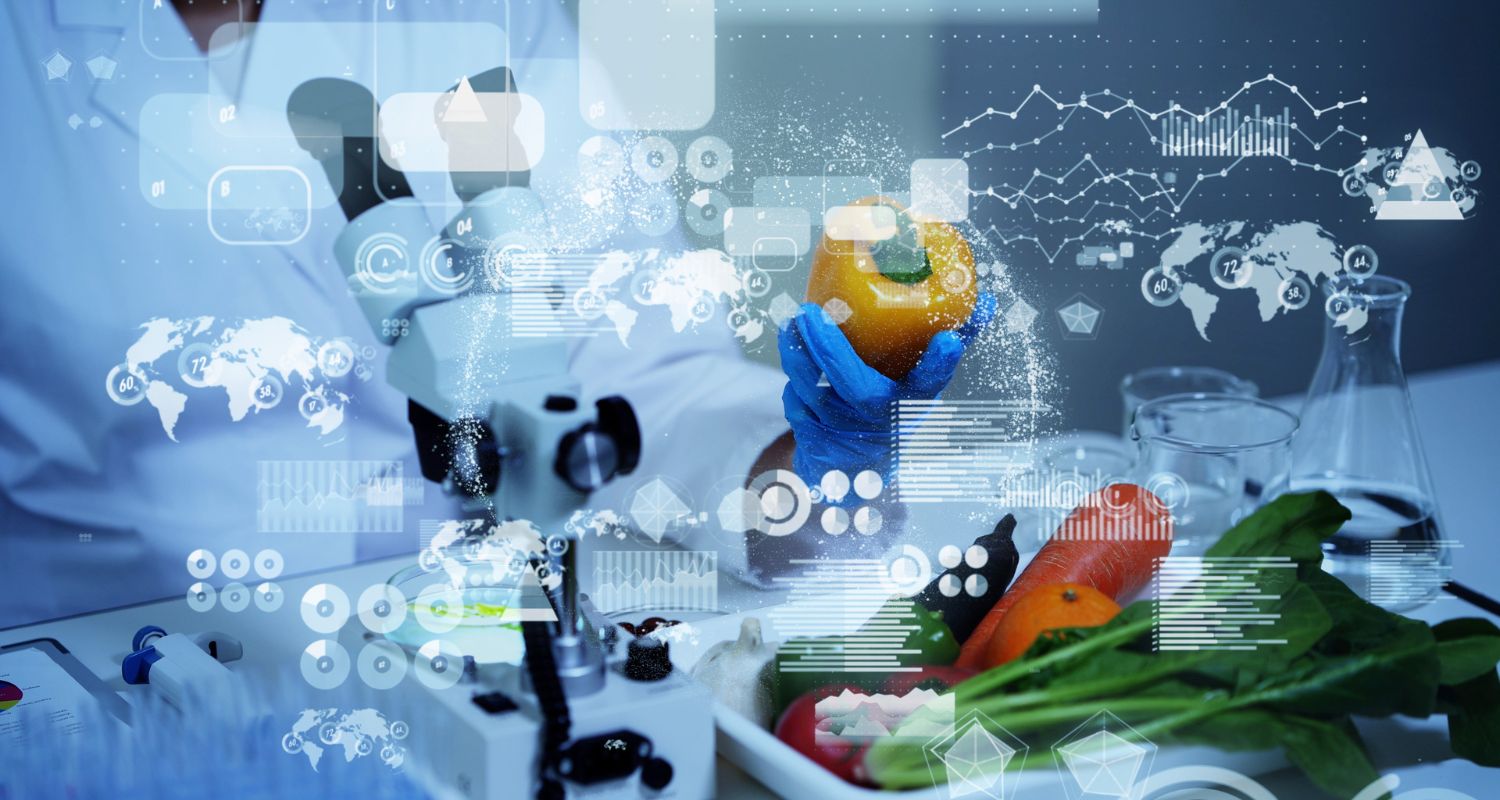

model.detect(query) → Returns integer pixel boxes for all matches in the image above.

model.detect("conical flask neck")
[1315,276,1409,386]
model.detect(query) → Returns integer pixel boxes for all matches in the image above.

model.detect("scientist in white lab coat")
[0,1,988,625]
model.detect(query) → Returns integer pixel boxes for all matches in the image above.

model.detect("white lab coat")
[0,1,790,625]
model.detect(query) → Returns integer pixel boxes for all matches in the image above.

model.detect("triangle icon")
[1376,129,1464,220]
[442,75,489,123]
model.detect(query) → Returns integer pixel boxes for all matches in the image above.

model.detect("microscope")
[288,69,714,799]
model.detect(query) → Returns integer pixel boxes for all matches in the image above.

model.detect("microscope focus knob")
[554,425,620,493]
[595,396,641,475]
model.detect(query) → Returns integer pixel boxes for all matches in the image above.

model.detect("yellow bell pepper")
[805,196,977,379]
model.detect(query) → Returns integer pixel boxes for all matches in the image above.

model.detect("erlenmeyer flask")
[1290,275,1449,610]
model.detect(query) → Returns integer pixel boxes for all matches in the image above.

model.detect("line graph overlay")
[942,74,1367,142]
[591,550,719,613]
[256,460,405,533]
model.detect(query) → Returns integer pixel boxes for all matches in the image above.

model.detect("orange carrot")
[955,483,1173,669]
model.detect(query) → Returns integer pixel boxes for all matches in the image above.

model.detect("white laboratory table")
[5,361,1499,799]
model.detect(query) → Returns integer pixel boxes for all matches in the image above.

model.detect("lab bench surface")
[4,360,1499,799]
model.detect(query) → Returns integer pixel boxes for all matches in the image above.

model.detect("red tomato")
[772,684,873,786]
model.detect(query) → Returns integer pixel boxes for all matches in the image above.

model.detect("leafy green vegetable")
[865,492,1500,797]
[1434,618,1500,685]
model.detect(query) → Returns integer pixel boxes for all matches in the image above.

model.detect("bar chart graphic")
[1160,106,1291,157]
[1368,540,1459,608]
[506,252,619,339]
[591,550,718,613]
[893,400,1045,503]
[770,559,924,675]
[1152,556,1295,651]
[256,460,405,533]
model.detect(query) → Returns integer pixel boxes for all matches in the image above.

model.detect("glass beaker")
[1120,366,1259,438]
[1290,275,1447,611]
[1131,393,1299,554]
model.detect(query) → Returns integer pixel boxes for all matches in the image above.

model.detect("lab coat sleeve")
[567,305,790,577]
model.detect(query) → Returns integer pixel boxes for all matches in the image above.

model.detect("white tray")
[668,605,1288,799]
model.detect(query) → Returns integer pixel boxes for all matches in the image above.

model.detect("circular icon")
[1382,163,1403,186]
[853,505,883,536]
[105,363,148,406]
[483,240,545,290]
[220,548,250,579]
[686,189,730,236]
[748,470,812,536]
[415,639,464,690]
[415,584,463,633]
[630,188,679,237]
[186,582,216,612]
[686,136,733,183]
[382,745,405,768]
[297,392,327,420]
[390,720,409,740]
[1209,246,1252,289]
[545,535,569,557]
[938,545,963,569]
[316,340,355,378]
[318,722,341,746]
[743,268,772,298]
[219,582,250,613]
[1145,472,1190,510]
[689,296,716,324]
[578,135,625,182]
[572,287,608,321]
[353,233,410,295]
[253,548,284,579]
[1461,160,1482,182]
[629,269,657,304]
[1325,291,1360,322]
[1422,177,1444,200]
[300,584,351,634]
[1341,172,1368,197]
[821,506,850,535]
[938,573,963,597]
[938,264,974,294]
[630,136,679,183]
[853,470,883,500]
[1452,186,1470,205]
[254,582,285,612]
[1343,244,1378,278]
[1141,266,1182,307]
[249,374,284,410]
[965,545,989,569]
[357,640,409,690]
[281,733,303,754]
[358,583,409,635]
[964,574,989,598]
[1278,276,1311,310]
[177,342,217,388]
[819,470,851,504]
[880,545,931,597]
[186,548,217,579]
[300,639,351,690]
[419,237,475,295]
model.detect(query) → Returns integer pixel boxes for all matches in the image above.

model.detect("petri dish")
[381,564,527,666]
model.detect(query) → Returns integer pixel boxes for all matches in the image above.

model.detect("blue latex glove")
[778,292,998,489]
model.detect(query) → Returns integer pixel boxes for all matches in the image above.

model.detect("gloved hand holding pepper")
[778,292,996,488]
[777,196,996,489]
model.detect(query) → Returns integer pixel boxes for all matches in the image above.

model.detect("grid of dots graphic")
[935,544,993,599]
[297,581,467,690]
[185,548,283,613]
[816,469,885,537]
